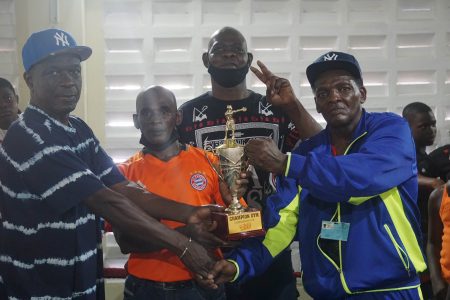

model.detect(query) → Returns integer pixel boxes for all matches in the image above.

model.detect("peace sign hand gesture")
[250,60,297,109]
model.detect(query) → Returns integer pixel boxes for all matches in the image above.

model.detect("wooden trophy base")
[212,207,265,241]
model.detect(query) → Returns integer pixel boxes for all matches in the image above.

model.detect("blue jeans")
[123,275,226,300]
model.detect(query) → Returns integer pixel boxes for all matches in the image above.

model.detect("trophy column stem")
[226,196,243,214]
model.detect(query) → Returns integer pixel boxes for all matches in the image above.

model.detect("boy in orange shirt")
[116,86,247,300]
[428,179,450,300]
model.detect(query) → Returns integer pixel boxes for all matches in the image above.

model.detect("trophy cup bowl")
[209,143,265,241]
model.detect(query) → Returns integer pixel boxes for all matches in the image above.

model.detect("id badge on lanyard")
[320,221,350,241]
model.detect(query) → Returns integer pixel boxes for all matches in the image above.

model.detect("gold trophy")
[208,105,265,241]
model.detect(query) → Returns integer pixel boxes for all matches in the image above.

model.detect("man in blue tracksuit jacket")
[203,51,427,299]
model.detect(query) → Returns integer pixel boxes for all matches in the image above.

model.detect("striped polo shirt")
[0,105,125,299]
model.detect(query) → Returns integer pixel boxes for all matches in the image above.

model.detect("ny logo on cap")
[54,32,70,47]
[323,53,338,61]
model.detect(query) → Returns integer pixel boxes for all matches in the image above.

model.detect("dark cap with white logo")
[306,51,363,87]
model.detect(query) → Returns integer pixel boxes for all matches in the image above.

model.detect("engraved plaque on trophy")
[207,105,265,241]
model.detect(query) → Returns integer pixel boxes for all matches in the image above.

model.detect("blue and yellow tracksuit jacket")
[228,110,427,299]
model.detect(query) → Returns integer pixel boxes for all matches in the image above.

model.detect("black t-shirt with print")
[417,148,450,250]
[177,91,298,210]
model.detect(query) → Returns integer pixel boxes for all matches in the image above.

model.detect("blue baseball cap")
[306,51,363,86]
[22,28,92,72]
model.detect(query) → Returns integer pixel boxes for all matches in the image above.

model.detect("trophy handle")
[204,150,244,213]
[204,151,224,181]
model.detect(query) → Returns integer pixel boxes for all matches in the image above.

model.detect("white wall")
[8,0,106,141]
[101,0,450,162]
[1,0,449,159]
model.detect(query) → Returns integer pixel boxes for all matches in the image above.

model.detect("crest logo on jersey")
[323,52,338,61]
[190,173,207,191]
[259,102,273,116]
[193,106,208,122]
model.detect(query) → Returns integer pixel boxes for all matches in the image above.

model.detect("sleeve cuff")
[284,152,292,177]
[285,152,305,180]
[226,259,240,282]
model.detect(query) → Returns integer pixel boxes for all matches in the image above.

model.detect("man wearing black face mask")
[178,26,322,300]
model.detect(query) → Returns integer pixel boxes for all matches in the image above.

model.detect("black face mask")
[208,64,249,88]
[140,129,179,152]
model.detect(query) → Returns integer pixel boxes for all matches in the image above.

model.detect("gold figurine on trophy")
[208,105,265,241]
[223,105,246,147]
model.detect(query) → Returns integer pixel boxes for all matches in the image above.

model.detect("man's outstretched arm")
[84,181,222,276]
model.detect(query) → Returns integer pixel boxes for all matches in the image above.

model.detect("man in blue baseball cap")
[202,51,427,299]
[0,28,227,299]
[22,28,92,72]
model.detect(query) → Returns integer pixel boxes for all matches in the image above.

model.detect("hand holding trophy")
[207,105,265,241]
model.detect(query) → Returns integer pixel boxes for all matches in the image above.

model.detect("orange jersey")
[117,145,227,282]
[440,185,450,282]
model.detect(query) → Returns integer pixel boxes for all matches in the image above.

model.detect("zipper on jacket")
[338,130,369,291]
[337,203,352,293]
[316,208,340,269]
[316,204,352,294]
[316,131,368,294]
[384,224,411,276]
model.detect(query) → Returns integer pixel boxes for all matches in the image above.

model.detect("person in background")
[177,26,321,300]
[0,77,20,143]
[402,102,444,191]
[0,76,20,300]
[428,145,450,183]
[0,28,223,300]
[403,102,445,299]
[204,51,426,299]
[116,86,247,300]
[427,179,450,300]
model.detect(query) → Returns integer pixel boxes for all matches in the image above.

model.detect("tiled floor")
[105,279,125,300]
[298,284,313,300]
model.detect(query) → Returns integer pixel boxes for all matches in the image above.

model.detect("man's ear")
[247,52,253,66]
[314,97,321,114]
[176,109,182,126]
[202,52,209,68]
[359,86,367,104]
[132,114,139,130]
[23,72,33,90]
